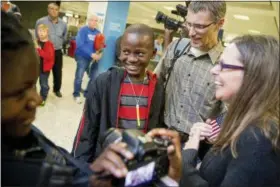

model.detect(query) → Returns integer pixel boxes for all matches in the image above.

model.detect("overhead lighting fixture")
[164,6,175,11]
[248,29,261,34]
[74,14,79,18]
[233,14,250,21]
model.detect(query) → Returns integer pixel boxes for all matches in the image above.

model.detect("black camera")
[155,4,188,31]
[101,128,172,187]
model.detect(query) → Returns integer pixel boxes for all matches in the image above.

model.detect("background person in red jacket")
[36,24,55,106]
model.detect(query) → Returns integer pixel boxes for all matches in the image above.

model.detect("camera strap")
[164,37,190,90]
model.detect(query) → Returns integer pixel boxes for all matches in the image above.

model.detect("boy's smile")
[120,32,154,81]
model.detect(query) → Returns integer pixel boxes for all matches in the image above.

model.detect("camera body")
[155,4,188,31]
[101,128,172,187]
[155,11,183,31]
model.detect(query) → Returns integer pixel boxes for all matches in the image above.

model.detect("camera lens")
[155,11,166,24]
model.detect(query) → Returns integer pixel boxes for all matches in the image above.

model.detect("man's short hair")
[188,1,226,22]
[87,14,99,22]
[48,1,61,7]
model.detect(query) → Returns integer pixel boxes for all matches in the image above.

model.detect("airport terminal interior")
[3,1,280,153]
[2,1,280,186]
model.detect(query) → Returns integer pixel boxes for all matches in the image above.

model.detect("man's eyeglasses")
[184,21,215,31]
[218,60,245,71]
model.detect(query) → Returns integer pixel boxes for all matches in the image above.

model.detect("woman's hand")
[147,128,182,182]
[183,121,212,150]
[192,122,212,140]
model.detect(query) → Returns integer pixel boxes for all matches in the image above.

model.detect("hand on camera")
[89,142,134,187]
[90,143,133,187]
[147,128,182,182]
[164,28,176,35]
[90,142,133,178]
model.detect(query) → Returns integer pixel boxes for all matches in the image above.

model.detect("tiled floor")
[34,56,89,152]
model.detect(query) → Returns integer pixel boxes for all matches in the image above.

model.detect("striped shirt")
[118,75,149,131]
[154,38,226,134]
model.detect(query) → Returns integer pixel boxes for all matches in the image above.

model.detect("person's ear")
[217,18,225,29]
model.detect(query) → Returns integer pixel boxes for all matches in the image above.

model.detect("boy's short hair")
[124,23,155,47]
[37,24,49,31]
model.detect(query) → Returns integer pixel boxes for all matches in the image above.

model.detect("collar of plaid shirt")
[187,42,224,65]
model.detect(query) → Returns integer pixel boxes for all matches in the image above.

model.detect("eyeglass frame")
[183,21,215,31]
[217,60,245,71]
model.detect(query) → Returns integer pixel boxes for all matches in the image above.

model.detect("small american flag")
[208,113,225,140]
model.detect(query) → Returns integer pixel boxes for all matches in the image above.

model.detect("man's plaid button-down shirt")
[154,38,226,134]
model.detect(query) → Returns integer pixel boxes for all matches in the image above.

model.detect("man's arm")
[164,28,175,51]
[76,27,93,58]
[63,23,68,43]
[153,41,173,82]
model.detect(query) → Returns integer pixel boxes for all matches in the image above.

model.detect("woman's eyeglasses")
[218,60,245,71]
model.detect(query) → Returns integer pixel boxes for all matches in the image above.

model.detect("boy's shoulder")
[97,67,125,82]
[88,67,125,92]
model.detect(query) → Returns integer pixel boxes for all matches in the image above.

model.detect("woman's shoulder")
[238,125,278,155]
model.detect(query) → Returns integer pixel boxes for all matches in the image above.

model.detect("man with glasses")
[154,1,227,144]
[35,1,67,98]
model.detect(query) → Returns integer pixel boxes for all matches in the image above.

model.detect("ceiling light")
[233,14,250,21]
[248,30,261,34]
[164,6,175,11]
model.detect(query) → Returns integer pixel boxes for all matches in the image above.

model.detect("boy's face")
[1,46,41,137]
[120,32,154,78]
[38,28,48,40]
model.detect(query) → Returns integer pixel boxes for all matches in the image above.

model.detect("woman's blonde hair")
[213,35,279,158]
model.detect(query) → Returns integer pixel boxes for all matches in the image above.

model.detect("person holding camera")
[1,10,134,187]
[154,1,227,144]
[151,34,280,187]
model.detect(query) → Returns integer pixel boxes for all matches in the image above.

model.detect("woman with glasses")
[174,34,280,187]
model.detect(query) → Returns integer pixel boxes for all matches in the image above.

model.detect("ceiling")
[60,1,279,42]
